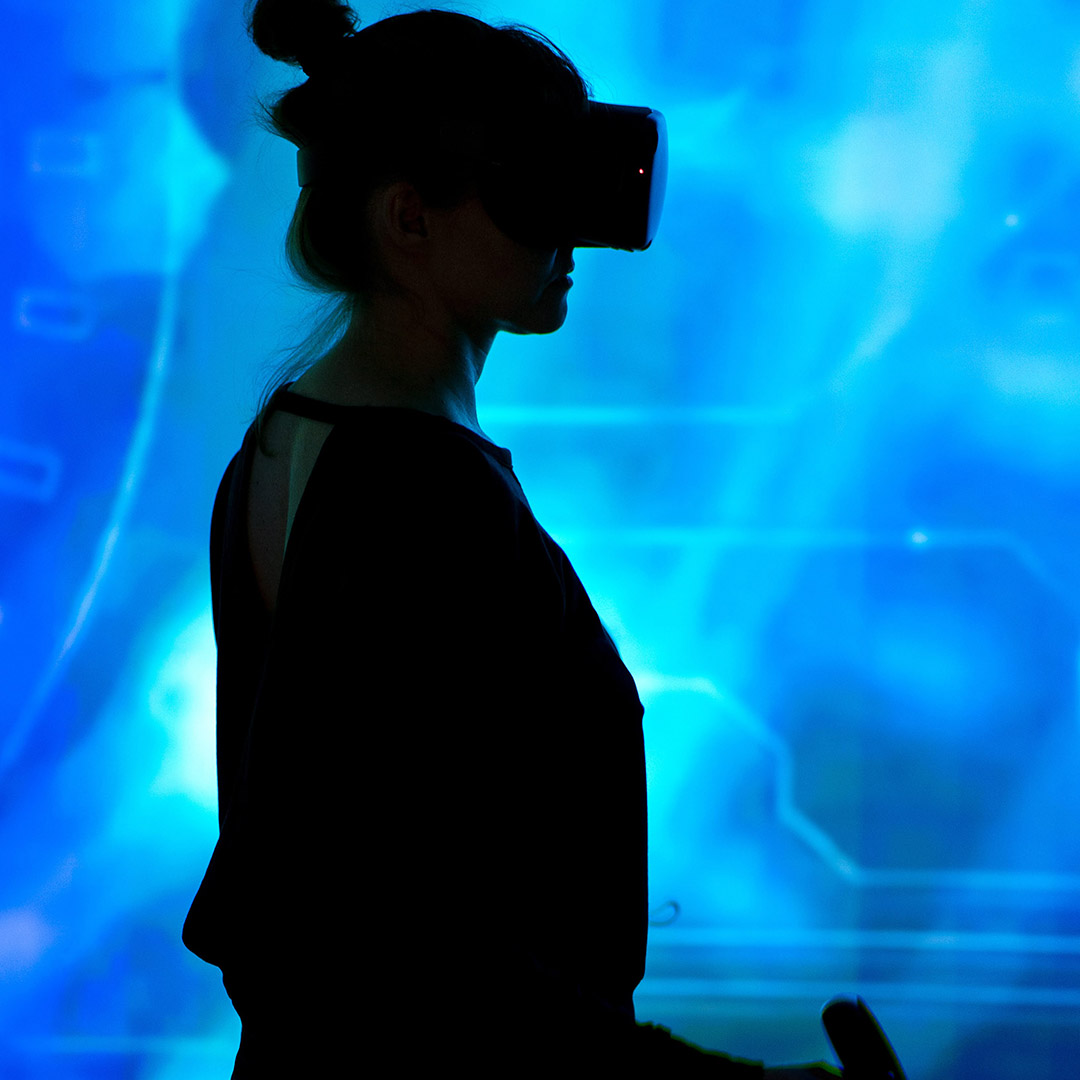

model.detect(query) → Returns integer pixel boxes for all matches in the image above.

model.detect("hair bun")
[246,0,360,73]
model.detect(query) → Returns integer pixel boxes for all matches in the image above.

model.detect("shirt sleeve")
[243,426,765,1078]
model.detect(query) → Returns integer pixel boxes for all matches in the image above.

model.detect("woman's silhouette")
[182,3,841,1076]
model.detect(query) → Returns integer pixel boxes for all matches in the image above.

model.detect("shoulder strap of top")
[268,382,515,470]
[273,384,358,424]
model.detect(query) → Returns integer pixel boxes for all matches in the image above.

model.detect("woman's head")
[245,1,594,445]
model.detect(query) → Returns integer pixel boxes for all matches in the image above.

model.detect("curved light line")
[0,90,181,781]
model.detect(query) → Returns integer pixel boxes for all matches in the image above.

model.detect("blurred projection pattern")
[2,0,1079,1077]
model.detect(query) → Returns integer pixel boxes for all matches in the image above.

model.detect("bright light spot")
[1005,213,1020,227]
[911,531,929,544]
[803,108,969,239]
[985,350,1080,405]
[0,908,57,976]
[147,602,217,810]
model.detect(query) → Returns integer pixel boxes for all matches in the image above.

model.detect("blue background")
[2,0,1078,1075]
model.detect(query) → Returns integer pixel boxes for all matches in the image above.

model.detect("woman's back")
[246,399,334,616]
[247,356,504,615]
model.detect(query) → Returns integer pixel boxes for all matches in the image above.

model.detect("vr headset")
[297,99,668,254]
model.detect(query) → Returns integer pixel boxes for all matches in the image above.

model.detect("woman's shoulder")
[287,406,508,514]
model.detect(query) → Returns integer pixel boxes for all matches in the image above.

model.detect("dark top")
[182,383,765,1076]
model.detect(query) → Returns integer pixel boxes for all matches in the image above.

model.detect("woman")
[182,3,841,1077]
